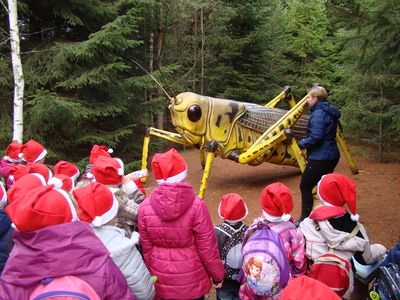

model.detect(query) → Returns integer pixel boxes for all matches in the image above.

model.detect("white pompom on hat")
[218,193,248,223]
[260,182,294,222]
[49,174,74,193]
[151,148,187,184]
[73,182,119,227]
[317,173,359,221]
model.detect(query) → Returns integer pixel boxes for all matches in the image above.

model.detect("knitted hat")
[9,163,52,183]
[5,185,78,232]
[49,174,74,193]
[7,173,47,204]
[0,182,6,208]
[91,156,124,185]
[21,139,47,163]
[89,144,113,164]
[151,148,187,184]
[218,193,248,223]
[3,141,23,162]
[260,182,294,222]
[281,276,340,300]
[53,160,80,181]
[73,182,118,227]
[317,173,359,221]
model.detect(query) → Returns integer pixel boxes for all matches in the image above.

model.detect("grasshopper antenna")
[130,59,173,101]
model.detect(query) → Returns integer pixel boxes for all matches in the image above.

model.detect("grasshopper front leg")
[198,140,218,199]
[141,127,192,183]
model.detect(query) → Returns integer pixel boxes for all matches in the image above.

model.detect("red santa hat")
[73,182,118,227]
[5,184,78,232]
[260,182,294,222]
[3,141,23,162]
[53,160,80,181]
[9,163,52,183]
[91,156,124,186]
[7,173,47,204]
[281,276,340,300]
[0,182,6,208]
[218,193,248,223]
[151,148,187,184]
[317,173,359,221]
[89,144,113,164]
[21,139,47,163]
[49,174,74,193]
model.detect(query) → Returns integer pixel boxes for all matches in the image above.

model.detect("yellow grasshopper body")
[141,87,358,198]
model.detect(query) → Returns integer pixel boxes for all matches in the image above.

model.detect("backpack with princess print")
[240,220,295,297]
[215,223,248,281]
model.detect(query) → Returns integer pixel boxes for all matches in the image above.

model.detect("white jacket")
[93,226,155,300]
[299,217,387,298]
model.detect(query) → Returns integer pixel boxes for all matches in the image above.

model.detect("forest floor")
[144,147,400,298]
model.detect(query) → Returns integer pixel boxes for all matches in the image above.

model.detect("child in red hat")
[298,173,387,299]
[0,141,24,189]
[1,182,135,299]
[138,148,224,299]
[89,155,144,236]
[73,182,155,299]
[240,182,307,300]
[214,193,249,300]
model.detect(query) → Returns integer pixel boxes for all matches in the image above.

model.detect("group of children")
[0,140,390,299]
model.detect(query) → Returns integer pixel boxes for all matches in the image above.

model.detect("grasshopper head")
[169,92,209,145]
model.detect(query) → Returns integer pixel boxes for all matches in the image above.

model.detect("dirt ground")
[145,148,400,250]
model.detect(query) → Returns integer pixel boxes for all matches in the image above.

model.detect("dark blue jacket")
[382,241,400,266]
[0,210,13,275]
[298,100,341,161]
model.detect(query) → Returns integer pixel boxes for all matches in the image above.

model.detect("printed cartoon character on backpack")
[239,183,307,300]
[214,193,249,299]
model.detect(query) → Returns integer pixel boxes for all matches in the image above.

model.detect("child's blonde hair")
[308,86,328,100]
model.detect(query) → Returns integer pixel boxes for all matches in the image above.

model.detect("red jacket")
[138,182,224,299]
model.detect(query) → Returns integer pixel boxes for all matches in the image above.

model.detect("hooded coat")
[0,221,135,300]
[138,182,225,299]
[298,100,341,161]
[299,210,387,299]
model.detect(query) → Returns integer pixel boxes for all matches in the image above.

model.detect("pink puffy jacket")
[138,182,224,299]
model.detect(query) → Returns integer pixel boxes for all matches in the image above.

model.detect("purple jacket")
[0,221,135,300]
[138,182,224,299]
[0,159,15,190]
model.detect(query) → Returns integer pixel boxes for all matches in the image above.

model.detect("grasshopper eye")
[187,104,202,122]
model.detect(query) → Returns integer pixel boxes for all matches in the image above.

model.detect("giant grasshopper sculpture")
[141,86,358,198]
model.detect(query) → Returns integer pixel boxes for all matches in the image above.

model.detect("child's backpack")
[308,221,360,297]
[215,223,248,281]
[368,263,400,300]
[308,252,351,297]
[241,220,295,297]
[29,276,100,300]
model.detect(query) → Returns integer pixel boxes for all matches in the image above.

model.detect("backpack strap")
[215,223,245,237]
[328,223,360,251]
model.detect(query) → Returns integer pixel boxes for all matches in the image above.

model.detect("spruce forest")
[0,0,399,169]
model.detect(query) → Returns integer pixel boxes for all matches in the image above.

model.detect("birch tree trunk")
[8,0,24,142]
